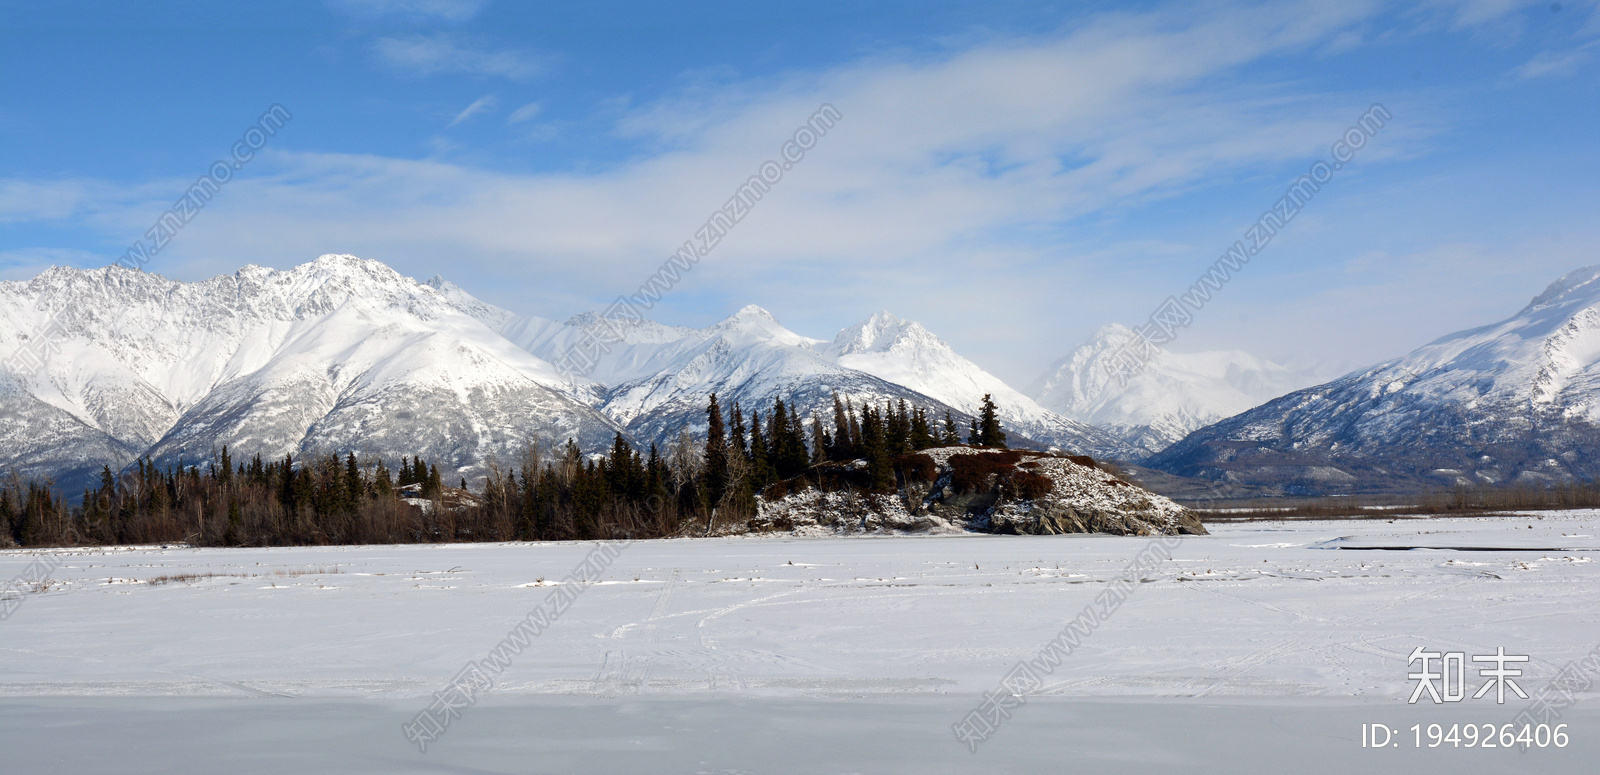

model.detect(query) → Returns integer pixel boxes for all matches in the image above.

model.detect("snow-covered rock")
[752,446,1206,536]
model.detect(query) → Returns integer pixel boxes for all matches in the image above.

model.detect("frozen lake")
[5,512,1599,772]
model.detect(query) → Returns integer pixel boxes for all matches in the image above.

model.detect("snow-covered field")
[5,512,1600,773]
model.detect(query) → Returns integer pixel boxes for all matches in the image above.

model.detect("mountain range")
[0,255,1129,494]
[1146,265,1600,494]
[11,253,1591,500]
[0,255,625,495]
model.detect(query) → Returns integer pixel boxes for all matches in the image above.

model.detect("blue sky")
[2,0,1598,385]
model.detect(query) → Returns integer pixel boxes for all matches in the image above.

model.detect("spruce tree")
[374,460,393,498]
[909,407,933,450]
[730,402,749,460]
[770,399,809,478]
[860,405,893,491]
[977,394,1007,448]
[887,399,910,453]
[703,393,729,505]
[345,452,363,509]
[810,411,828,464]
[847,402,862,458]
[224,498,242,546]
[280,454,297,511]
[942,411,960,446]
[749,411,773,487]
[831,394,853,460]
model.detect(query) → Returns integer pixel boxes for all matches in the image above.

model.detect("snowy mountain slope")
[1030,324,1314,457]
[570,305,983,451]
[1146,265,1600,493]
[824,312,1126,455]
[0,255,620,492]
[1,256,1143,496]
[463,295,1131,457]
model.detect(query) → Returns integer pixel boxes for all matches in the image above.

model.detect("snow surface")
[4,513,1599,772]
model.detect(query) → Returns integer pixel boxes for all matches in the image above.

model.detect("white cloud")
[447,94,497,127]
[0,179,95,223]
[373,35,546,80]
[506,102,541,124]
[5,0,1542,382]
[1512,39,1598,77]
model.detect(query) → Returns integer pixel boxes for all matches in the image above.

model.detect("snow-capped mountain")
[0,255,621,494]
[1030,324,1314,457]
[462,297,1128,457]
[0,256,1135,496]
[824,312,1126,455]
[1146,265,1600,493]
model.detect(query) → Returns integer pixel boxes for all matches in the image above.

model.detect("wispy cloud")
[505,102,541,125]
[1512,39,1598,78]
[5,0,1582,382]
[373,34,547,79]
[89,4,1404,288]
[448,94,498,127]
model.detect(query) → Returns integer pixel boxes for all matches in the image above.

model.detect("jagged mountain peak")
[826,310,945,357]
[709,304,817,348]
[1526,264,1600,313]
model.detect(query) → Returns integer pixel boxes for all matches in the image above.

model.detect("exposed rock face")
[753,446,1207,537]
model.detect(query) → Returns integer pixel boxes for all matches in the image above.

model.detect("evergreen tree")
[748,411,773,487]
[847,402,862,458]
[967,418,980,445]
[769,398,810,478]
[859,405,893,491]
[344,452,363,510]
[426,463,443,499]
[730,402,748,460]
[909,407,934,450]
[831,394,854,460]
[374,460,393,498]
[279,454,297,511]
[941,411,961,446]
[887,399,910,453]
[810,411,828,464]
[703,393,729,505]
[224,498,242,545]
[977,393,1007,448]
[608,433,641,499]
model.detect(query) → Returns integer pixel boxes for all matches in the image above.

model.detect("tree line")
[0,393,1008,548]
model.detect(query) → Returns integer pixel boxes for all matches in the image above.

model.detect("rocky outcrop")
[753,446,1207,537]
